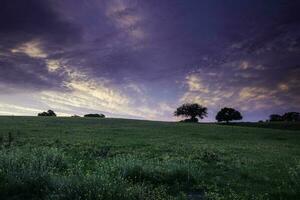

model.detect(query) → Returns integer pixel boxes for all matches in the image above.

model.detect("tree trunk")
[190,116,198,122]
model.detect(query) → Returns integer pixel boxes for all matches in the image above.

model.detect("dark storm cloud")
[242,1,300,53]
[0,0,82,91]
[0,0,299,120]
[0,0,81,46]
[0,58,65,92]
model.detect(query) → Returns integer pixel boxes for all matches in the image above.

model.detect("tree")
[174,103,207,122]
[215,107,242,123]
[38,112,48,116]
[282,112,300,122]
[84,114,105,118]
[38,110,57,117]
[269,114,283,122]
[47,110,56,116]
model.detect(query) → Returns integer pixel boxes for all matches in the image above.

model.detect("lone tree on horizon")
[215,107,242,123]
[38,110,57,117]
[174,103,207,122]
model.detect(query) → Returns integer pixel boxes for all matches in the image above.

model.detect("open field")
[225,122,300,131]
[0,116,299,200]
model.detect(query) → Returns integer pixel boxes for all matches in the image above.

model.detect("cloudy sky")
[0,0,299,121]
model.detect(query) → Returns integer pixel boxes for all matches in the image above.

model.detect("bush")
[200,150,220,163]
[38,110,57,117]
[84,114,105,118]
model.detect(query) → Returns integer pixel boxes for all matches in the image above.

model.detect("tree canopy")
[84,114,105,118]
[270,112,300,122]
[269,114,283,122]
[215,107,242,123]
[38,110,57,117]
[282,112,300,122]
[174,103,207,122]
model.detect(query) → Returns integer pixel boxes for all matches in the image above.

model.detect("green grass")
[224,122,300,131]
[0,116,299,200]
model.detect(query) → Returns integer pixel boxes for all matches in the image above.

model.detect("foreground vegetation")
[0,116,299,200]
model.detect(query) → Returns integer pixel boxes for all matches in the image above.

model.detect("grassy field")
[225,122,300,131]
[0,116,299,200]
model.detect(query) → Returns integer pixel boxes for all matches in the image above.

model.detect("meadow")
[225,122,300,131]
[0,116,299,200]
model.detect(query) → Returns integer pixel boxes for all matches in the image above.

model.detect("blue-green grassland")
[0,116,299,200]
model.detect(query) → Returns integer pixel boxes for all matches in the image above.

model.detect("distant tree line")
[38,110,105,118]
[269,112,300,122]
[174,103,300,123]
[37,106,299,123]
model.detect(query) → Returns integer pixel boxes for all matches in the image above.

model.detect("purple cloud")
[0,0,299,120]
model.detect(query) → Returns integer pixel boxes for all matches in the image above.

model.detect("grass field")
[0,116,299,200]
[224,122,300,131]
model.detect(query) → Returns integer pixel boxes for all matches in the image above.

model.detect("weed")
[96,145,111,158]
[201,150,220,163]
[7,132,13,147]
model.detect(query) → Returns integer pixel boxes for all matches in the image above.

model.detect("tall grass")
[0,147,203,200]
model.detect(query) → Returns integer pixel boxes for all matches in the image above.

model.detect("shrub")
[38,110,57,117]
[200,150,220,163]
[84,114,105,118]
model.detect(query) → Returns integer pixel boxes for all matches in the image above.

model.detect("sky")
[0,0,299,121]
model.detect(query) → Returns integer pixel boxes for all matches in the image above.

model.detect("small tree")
[174,103,207,122]
[269,114,283,122]
[84,114,105,118]
[38,110,57,117]
[215,107,242,123]
[47,110,56,116]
